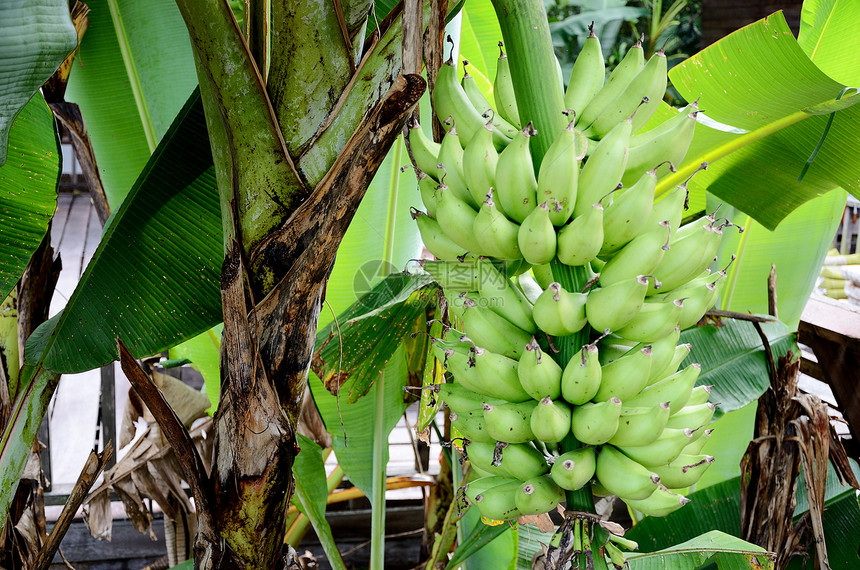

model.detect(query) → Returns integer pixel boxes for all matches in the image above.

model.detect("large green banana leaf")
[626,531,773,569]
[0,94,61,303]
[0,0,76,166]
[64,0,197,207]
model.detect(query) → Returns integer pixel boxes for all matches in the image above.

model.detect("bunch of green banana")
[411,27,740,523]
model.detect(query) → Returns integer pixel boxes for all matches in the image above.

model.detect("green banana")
[571,397,622,445]
[585,50,667,138]
[631,326,680,380]
[437,382,504,416]
[417,171,440,218]
[648,342,691,384]
[564,25,605,116]
[593,345,653,402]
[617,427,696,467]
[561,343,602,405]
[437,123,476,207]
[645,183,687,237]
[600,170,660,254]
[495,124,539,223]
[598,222,670,286]
[441,346,488,396]
[532,282,588,336]
[413,210,472,262]
[595,445,660,500]
[680,428,713,455]
[465,441,513,477]
[537,120,584,226]
[474,193,515,260]
[556,203,605,266]
[472,347,533,402]
[515,475,564,515]
[450,412,495,443]
[462,117,501,208]
[461,61,519,137]
[434,182,486,254]
[666,402,716,430]
[421,259,481,291]
[432,58,510,148]
[532,263,555,289]
[623,109,697,187]
[623,485,690,517]
[408,122,441,180]
[530,397,572,443]
[483,401,538,444]
[494,43,521,128]
[497,442,551,480]
[627,363,701,414]
[574,117,632,218]
[686,385,712,407]
[663,268,728,329]
[605,540,628,569]
[550,447,596,491]
[518,201,557,265]
[648,222,723,294]
[460,301,532,359]
[464,475,518,505]
[518,338,563,400]
[614,298,684,342]
[474,259,538,333]
[585,274,651,333]
[608,402,671,447]
[577,39,644,130]
[474,479,524,521]
[652,454,714,488]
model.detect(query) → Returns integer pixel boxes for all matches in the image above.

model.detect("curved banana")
[465,441,513,477]
[515,475,565,515]
[627,363,702,414]
[460,300,532,359]
[593,345,653,402]
[617,427,696,467]
[608,402,671,447]
[437,382,504,416]
[461,61,519,137]
[495,124,539,223]
[437,123,476,207]
[474,259,537,333]
[614,298,684,342]
[408,122,441,180]
[585,274,652,333]
[557,203,605,266]
[648,342,691,384]
[473,479,524,520]
[574,118,632,218]
[634,326,681,378]
[417,171,440,218]
[564,26,605,117]
[623,108,697,187]
[483,400,538,443]
[652,454,714,489]
[649,222,723,294]
[518,201,557,265]
[463,119,501,208]
[599,222,670,287]
[413,210,472,262]
[518,338,563,400]
[498,442,551,480]
[600,170,660,254]
[680,428,713,455]
[595,445,660,500]
[570,397,622,445]
[686,385,712,407]
[577,39,644,130]
[494,43,521,128]
[464,475,518,505]
[450,411,495,443]
[472,347,533,402]
[537,120,584,226]
[646,183,687,237]
[666,402,716,430]
[623,485,690,517]
[530,397,572,443]
[561,344,602,405]
[550,447,596,491]
[532,282,588,336]
[434,182,485,254]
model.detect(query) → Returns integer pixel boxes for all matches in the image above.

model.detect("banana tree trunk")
[172,1,425,567]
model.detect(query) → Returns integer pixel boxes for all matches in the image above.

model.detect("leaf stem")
[370,373,387,570]
[721,214,752,311]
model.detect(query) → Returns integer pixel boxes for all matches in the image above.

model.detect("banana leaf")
[626,531,773,569]
[0,0,76,165]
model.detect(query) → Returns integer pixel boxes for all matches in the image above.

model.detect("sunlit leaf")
[626,530,773,570]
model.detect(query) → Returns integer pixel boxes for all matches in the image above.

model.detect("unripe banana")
[686,385,712,407]
[605,541,629,569]
[483,401,538,444]
[646,184,687,237]
[593,345,653,402]
[666,402,716,430]
[626,363,701,414]
[648,342,691,384]
[463,118,502,208]
[437,123,476,207]
[417,171,440,218]
[432,59,510,148]
[617,427,696,467]
[598,222,670,286]
[437,383,504,416]
[652,454,714,489]
[537,120,584,226]
[577,39,644,130]
[595,445,660,500]
[663,270,727,330]
[608,402,671,447]
[530,397,572,443]
[473,479,524,521]
[629,326,680,380]
[531,263,554,289]
[494,44,521,128]
[408,123,441,180]
[680,428,713,455]
[421,260,480,291]
[564,27,604,116]
[550,447,596,491]
[570,397,622,445]
[557,203,605,266]
[623,109,697,187]
[586,50,667,138]
[441,346,489,397]
[460,300,532,359]
[561,344,602,405]
[465,441,513,477]
[495,124,538,223]
[413,210,472,262]
[585,274,651,333]
[574,117,632,218]
[518,201,557,265]
[614,298,684,342]
[434,183,486,255]
[623,485,690,517]
[515,475,565,516]
[648,222,722,294]
[497,442,551,480]
[474,259,537,333]
[472,347,533,402]
[518,338,563,400]
[450,412,495,443]
[600,169,659,254]
[460,62,519,137]
[464,475,517,505]
[532,283,588,336]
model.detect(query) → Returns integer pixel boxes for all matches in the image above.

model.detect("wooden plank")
[799,295,860,353]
